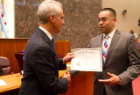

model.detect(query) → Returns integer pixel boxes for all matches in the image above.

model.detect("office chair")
[57,54,64,59]
[15,51,25,71]
[0,56,11,75]
[15,50,63,71]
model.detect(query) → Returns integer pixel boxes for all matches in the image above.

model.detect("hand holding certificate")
[71,48,102,71]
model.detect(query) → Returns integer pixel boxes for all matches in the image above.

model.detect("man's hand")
[98,72,120,86]
[63,53,75,63]
[63,72,71,83]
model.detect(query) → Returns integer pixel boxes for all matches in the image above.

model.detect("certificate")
[70,48,102,71]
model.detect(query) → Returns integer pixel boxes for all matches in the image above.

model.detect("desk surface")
[0,73,22,93]
[0,62,71,94]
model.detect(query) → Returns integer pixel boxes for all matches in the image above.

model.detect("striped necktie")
[102,35,109,63]
[52,38,55,49]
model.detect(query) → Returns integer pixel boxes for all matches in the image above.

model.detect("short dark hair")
[101,8,116,18]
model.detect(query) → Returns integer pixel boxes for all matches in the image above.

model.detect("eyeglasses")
[98,18,109,22]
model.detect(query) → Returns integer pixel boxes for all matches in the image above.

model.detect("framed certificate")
[70,48,102,71]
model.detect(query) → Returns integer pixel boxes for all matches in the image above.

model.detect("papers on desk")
[71,48,102,72]
[0,79,7,86]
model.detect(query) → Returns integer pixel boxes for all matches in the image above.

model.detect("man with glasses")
[69,8,140,95]
[87,8,140,95]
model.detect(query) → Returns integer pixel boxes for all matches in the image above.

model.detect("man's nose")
[62,20,65,25]
[99,20,103,24]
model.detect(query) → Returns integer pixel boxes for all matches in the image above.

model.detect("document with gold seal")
[70,48,102,71]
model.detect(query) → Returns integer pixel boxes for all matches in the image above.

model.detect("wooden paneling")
[0,39,29,73]
[55,41,70,56]
[0,39,70,73]
[59,72,94,95]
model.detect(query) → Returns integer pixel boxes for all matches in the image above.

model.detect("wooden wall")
[0,39,29,73]
[59,72,94,95]
[55,41,70,56]
[0,39,70,73]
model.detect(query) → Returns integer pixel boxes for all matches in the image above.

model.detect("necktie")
[52,38,55,49]
[102,35,109,63]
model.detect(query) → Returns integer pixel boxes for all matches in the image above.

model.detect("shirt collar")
[103,28,116,39]
[39,26,53,41]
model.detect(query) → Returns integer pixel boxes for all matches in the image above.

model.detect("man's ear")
[114,18,117,22]
[113,18,117,25]
[49,14,55,23]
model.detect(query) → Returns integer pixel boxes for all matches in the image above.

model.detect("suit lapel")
[104,29,121,66]
[37,28,57,56]
[97,34,103,47]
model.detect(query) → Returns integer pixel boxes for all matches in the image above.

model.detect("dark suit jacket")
[87,30,140,95]
[19,28,68,95]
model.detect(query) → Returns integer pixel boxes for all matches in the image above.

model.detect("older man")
[19,0,74,95]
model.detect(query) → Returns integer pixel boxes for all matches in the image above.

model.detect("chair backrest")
[15,51,24,71]
[17,50,25,53]
[57,54,64,59]
[15,51,63,71]
[0,57,11,75]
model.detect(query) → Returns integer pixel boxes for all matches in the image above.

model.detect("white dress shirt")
[39,26,53,41]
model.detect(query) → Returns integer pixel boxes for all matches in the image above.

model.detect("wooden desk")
[0,62,94,95]
[0,64,71,94]
[0,73,22,94]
